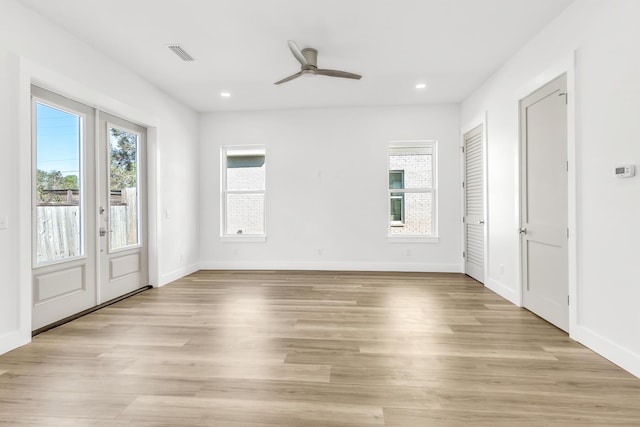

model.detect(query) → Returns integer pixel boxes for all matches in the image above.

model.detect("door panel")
[464,125,485,283]
[34,266,85,302]
[31,86,96,330]
[98,112,148,303]
[520,74,568,331]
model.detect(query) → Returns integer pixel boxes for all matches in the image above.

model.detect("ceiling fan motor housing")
[301,48,318,67]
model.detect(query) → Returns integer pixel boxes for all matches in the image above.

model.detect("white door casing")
[520,74,569,332]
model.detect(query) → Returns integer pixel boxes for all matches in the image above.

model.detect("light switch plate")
[0,216,8,230]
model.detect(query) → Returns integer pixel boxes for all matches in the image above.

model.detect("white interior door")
[464,125,485,283]
[31,86,97,330]
[520,74,568,331]
[98,112,148,302]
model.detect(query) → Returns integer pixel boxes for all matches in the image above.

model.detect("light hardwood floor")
[1,271,639,426]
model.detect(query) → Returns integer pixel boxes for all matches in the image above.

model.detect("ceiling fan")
[274,40,362,85]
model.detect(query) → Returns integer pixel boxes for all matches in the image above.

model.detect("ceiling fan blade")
[316,69,362,80]
[274,71,303,85]
[287,40,308,66]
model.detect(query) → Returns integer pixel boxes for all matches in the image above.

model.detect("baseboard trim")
[572,325,640,379]
[159,263,200,286]
[198,261,463,273]
[484,277,519,306]
[0,330,30,356]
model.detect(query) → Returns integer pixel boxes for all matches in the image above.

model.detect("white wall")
[461,0,640,377]
[0,0,200,354]
[200,105,462,272]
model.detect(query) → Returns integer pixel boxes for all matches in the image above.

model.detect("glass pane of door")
[35,102,82,263]
[108,126,139,250]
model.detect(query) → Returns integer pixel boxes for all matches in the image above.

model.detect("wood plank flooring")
[1,270,639,426]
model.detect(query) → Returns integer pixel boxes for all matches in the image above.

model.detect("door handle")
[99,227,107,237]
[479,220,485,225]
[519,228,527,235]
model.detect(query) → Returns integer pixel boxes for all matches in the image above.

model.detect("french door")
[31,86,147,330]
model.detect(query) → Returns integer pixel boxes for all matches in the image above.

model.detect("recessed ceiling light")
[415,83,427,89]
[220,92,231,98]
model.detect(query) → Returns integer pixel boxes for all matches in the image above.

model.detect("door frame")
[516,52,577,337]
[16,58,159,344]
[461,112,488,284]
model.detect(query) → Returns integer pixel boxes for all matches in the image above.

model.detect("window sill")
[387,236,439,243]
[220,235,267,243]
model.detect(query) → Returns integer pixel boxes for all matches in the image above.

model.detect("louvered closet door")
[464,125,485,283]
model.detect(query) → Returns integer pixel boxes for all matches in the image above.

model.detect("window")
[108,125,140,251]
[389,170,404,223]
[221,146,266,240]
[388,143,436,240]
[34,101,83,264]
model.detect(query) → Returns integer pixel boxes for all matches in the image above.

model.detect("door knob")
[519,228,527,235]
[479,220,485,225]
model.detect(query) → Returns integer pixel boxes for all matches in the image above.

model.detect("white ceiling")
[19,0,574,112]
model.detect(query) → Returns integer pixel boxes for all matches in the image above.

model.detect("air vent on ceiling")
[168,45,195,61]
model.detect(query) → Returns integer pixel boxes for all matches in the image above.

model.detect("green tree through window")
[110,128,137,190]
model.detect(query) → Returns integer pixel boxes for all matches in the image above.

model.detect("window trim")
[220,145,267,242]
[387,141,438,242]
